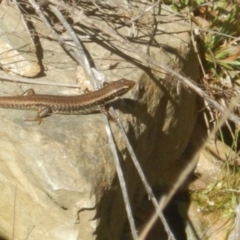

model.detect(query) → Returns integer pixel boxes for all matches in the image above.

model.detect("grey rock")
[0,2,198,240]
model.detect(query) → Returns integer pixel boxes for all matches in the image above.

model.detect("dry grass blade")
[27,1,71,47]
[48,4,98,89]
[139,111,230,239]
[8,1,239,239]
[71,11,240,126]
[28,1,139,238]
[138,152,198,240]
[110,108,176,240]
[0,73,81,87]
[230,202,240,240]
[12,0,34,45]
[105,114,139,240]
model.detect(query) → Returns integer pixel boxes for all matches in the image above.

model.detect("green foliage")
[204,4,240,74]
[191,166,240,217]
[164,0,240,236]
[167,0,205,11]
[166,1,240,78]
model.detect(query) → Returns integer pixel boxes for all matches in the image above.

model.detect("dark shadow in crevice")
[0,234,9,240]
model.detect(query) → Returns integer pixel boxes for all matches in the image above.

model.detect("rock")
[0,5,40,77]
[0,2,198,240]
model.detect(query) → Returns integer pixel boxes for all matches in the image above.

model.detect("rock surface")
[0,4,40,77]
[0,2,199,240]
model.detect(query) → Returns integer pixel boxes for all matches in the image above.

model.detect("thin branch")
[110,108,176,240]
[129,0,160,24]
[139,150,198,239]
[29,1,138,238]
[140,92,240,239]
[50,1,233,132]
[0,74,81,88]
[106,117,139,240]
[49,5,98,89]
[28,0,82,68]
[12,0,35,46]
[74,12,240,126]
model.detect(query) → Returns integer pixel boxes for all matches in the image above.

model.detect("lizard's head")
[110,79,135,97]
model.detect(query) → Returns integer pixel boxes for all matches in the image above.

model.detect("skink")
[0,79,135,122]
